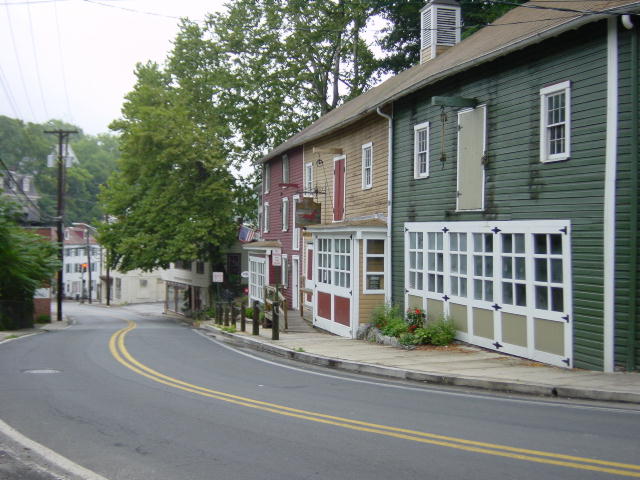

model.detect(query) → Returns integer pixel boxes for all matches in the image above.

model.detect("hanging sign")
[212,272,224,283]
[272,253,282,266]
[296,197,321,226]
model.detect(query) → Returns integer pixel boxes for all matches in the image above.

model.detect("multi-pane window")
[249,257,265,301]
[501,233,526,306]
[414,122,430,179]
[333,238,351,288]
[317,238,332,285]
[281,197,289,231]
[362,143,373,189]
[426,232,443,293]
[450,232,468,297]
[282,154,289,183]
[364,239,385,292]
[533,233,564,312]
[540,81,571,163]
[195,261,205,274]
[472,233,493,301]
[408,232,424,290]
[305,162,313,196]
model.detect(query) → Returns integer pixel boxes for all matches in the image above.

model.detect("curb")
[201,324,640,404]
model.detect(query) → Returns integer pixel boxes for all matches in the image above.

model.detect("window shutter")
[436,7,457,46]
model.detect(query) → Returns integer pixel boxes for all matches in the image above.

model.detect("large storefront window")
[316,237,351,289]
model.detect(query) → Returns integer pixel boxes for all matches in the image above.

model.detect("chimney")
[420,0,461,64]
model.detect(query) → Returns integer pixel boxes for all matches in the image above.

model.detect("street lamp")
[72,223,99,304]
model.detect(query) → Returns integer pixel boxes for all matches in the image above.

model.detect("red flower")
[415,309,422,315]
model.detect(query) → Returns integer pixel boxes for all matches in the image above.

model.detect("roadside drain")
[22,369,61,374]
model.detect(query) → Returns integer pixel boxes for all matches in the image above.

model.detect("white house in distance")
[161,261,212,315]
[63,226,101,301]
[105,268,165,306]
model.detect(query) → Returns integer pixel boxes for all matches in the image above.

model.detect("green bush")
[381,317,408,337]
[425,318,457,346]
[413,327,431,345]
[399,332,419,346]
[370,304,404,329]
[36,314,51,324]
[245,307,254,318]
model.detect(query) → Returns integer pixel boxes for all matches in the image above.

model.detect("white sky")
[0,0,228,135]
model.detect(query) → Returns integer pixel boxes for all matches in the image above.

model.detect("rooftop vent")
[420,0,461,64]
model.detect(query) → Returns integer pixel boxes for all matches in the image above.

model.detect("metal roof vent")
[420,0,461,64]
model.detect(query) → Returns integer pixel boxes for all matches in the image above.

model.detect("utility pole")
[45,129,77,322]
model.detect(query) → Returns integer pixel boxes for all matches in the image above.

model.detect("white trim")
[282,154,289,183]
[304,162,314,197]
[362,236,386,294]
[263,163,270,193]
[456,105,487,212]
[282,254,288,288]
[248,255,266,304]
[539,80,571,163]
[292,194,300,250]
[603,17,618,372]
[263,202,270,233]
[361,142,373,190]
[281,197,289,232]
[413,121,430,179]
[291,255,300,310]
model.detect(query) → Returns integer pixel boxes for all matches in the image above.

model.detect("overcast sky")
[1,0,228,135]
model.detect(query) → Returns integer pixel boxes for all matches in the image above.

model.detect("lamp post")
[72,223,97,304]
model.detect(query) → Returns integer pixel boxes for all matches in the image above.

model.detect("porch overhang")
[242,240,282,254]
[305,218,386,236]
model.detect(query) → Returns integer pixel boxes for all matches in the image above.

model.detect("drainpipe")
[623,14,638,371]
[377,106,393,304]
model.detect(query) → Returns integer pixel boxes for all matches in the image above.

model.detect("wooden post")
[252,300,260,335]
[240,300,246,332]
[224,303,230,326]
[272,301,279,340]
[216,302,222,325]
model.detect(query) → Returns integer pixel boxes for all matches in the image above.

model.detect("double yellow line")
[109,321,640,477]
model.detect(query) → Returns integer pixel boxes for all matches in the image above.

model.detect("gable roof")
[262,0,639,162]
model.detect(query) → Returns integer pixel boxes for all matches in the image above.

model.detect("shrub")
[245,307,254,318]
[426,317,457,346]
[370,304,403,330]
[413,327,431,345]
[399,332,419,346]
[36,314,51,324]
[406,308,425,330]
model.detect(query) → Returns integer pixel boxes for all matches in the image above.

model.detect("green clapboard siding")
[391,21,615,370]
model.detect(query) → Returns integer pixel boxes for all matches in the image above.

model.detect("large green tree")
[0,116,119,225]
[100,62,240,272]
[0,198,59,329]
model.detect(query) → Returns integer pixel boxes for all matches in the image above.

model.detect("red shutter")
[333,157,345,221]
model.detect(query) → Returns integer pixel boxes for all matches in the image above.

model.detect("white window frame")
[540,81,571,163]
[292,195,300,250]
[263,202,270,233]
[282,254,288,288]
[363,237,385,294]
[414,122,430,179]
[281,197,289,232]
[282,154,290,183]
[361,142,373,190]
[249,256,266,303]
[305,162,314,197]
[264,163,271,193]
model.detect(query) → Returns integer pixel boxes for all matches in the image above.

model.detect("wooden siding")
[303,113,388,224]
[614,28,640,371]
[262,146,304,307]
[391,22,612,370]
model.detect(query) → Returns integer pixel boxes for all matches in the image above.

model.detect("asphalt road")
[0,303,639,480]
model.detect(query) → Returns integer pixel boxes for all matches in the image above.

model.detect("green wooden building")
[390,0,640,370]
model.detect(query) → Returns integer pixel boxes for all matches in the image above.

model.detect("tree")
[375,0,526,74]
[100,62,240,272]
[0,198,59,329]
[169,0,380,166]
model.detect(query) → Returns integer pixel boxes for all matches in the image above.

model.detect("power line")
[52,0,74,123]
[0,156,56,220]
[26,1,49,119]
[0,63,22,118]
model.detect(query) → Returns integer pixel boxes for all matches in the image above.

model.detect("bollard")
[216,302,222,325]
[224,303,230,326]
[240,301,246,332]
[272,301,279,340]
[230,303,237,329]
[252,300,260,335]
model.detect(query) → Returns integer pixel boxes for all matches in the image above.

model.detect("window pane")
[474,255,483,276]
[484,256,493,277]
[460,279,467,297]
[515,257,526,280]
[428,274,436,291]
[485,235,493,253]
[460,233,467,251]
[428,253,435,270]
[550,234,562,255]
[536,286,548,310]
[551,287,564,312]
[534,234,547,254]
[451,254,459,273]
[473,233,482,252]
[535,258,548,282]
[451,234,458,251]
[503,282,513,304]
[368,239,384,254]
[551,258,563,283]
[503,234,512,253]
[460,255,467,274]
[515,284,527,306]
[437,275,443,293]
[502,257,513,279]
[437,253,443,271]
[485,281,493,301]
[474,279,483,300]
[514,234,525,253]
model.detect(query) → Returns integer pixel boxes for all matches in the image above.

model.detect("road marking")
[110,321,640,477]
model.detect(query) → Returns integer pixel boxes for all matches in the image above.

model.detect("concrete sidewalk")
[0,318,70,343]
[202,320,640,404]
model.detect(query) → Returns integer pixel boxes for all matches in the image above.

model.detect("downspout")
[377,106,393,305]
[623,14,638,371]
[604,17,619,372]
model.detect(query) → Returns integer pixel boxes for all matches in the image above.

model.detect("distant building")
[63,227,101,301]
[1,171,41,224]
